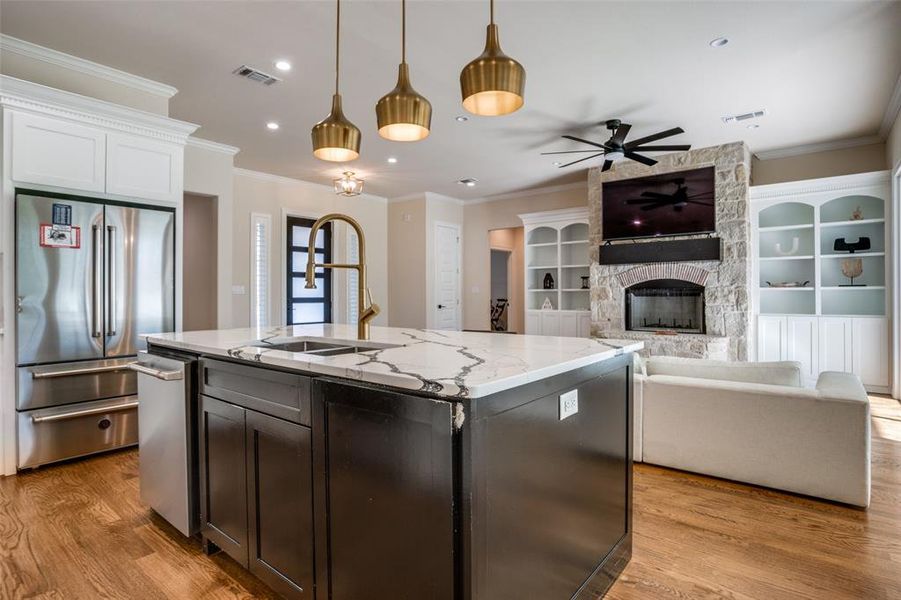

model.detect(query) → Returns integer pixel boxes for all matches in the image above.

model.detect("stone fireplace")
[588,142,752,361]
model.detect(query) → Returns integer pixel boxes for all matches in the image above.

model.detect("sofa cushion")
[645,356,803,387]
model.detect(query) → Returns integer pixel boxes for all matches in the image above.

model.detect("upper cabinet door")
[106,133,183,203]
[11,112,106,193]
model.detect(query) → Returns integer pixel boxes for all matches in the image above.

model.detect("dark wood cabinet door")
[245,410,314,600]
[312,379,455,600]
[199,394,248,566]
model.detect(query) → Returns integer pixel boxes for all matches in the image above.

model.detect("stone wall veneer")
[588,142,752,361]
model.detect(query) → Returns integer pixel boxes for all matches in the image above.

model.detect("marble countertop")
[144,325,643,399]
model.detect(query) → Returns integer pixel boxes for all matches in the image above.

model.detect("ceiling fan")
[542,119,690,170]
[626,178,713,212]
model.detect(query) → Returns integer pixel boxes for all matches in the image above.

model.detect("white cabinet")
[818,317,853,373]
[785,316,819,382]
[9,111,184,203]
[525,311,540,335]
[11,112,106,192]
[540,312,561,336]
[852,317,890,389]
[757,316,786,362]
[106,133,183,203]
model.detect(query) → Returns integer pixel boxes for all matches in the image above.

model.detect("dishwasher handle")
[129,362,184,381]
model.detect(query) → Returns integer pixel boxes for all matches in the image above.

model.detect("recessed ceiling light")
[455,115,469,122]
[266,121,280,130]
[458,177,478,187]
[387,157,398,164]
[553,161,561,166]
[747,124,759,130]
[274,60,292,72]
[709,37,729,48]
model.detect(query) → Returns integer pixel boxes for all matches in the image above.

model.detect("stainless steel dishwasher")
[130,351,198,537]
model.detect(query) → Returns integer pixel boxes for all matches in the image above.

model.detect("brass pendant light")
[312,0,361,162]
[460,0,525,116]
[376,0,432,141]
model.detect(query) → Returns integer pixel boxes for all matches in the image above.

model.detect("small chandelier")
[334,171,364,196]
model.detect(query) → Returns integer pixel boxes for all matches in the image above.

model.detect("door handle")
[128,362,184,381]
[438,304,446,309]
[91,224,103,338]
[32,361,136,379]
[31,400,138,423]
[106,225,117,337]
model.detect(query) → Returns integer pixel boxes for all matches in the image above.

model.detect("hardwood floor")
[1,396,899,599]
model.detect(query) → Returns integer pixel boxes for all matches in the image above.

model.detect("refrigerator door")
[104,204,175,357]
[16,194,105,365]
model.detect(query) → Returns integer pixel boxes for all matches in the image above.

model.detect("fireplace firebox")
[625,279,705,334]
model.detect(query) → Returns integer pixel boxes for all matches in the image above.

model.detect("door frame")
[431,220,462,331]
[489,247,513,332]
[892,162,900,399]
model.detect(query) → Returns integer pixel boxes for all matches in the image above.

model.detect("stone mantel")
[588,142,752,361]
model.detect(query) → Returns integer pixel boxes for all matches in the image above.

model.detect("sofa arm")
[816,371,869,404]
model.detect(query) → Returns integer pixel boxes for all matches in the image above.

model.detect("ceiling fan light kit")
[460,0,526,116]
[312,0,362,162]
[376,0,432,141]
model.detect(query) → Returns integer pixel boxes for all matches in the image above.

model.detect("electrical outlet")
[559,389,578,420]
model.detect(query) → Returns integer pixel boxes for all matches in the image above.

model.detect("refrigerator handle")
[91,224,103,338]
[106,225,117,337]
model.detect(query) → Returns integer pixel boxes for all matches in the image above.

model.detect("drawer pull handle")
[128,363,184,381]
[32,362,136,379]
[32,401,138,423]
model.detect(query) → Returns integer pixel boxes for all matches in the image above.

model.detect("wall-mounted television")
[601,166,716,241]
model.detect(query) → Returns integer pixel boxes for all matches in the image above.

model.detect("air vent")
[721,110,766,124]
[233,65,281,86]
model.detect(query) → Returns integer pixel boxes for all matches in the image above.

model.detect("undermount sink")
[248,337,400,356]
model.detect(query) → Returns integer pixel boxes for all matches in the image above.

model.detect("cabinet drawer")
[200,359,311,425]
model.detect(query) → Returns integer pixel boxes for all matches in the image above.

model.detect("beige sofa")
[632,356,871,507]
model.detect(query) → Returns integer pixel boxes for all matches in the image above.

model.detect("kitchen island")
[144,325,642,600]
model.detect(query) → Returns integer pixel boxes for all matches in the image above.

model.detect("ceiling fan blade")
[630,144,691,152]
[611,123,631,145]
[625,152,657,166]
[559,153,604,168]
[562,135,608,150]
[640,202,672,211]
[625,197,659,205]
[541,150,607,155]
[601,159,613,172]
[624,127,684,149]
[640,191,672,200]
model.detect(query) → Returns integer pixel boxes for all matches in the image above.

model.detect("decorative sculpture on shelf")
[541,296,554,310]
[543,272,555,289]
[774,237,800,256]
[840,259,864,287]
[833,237,871,254]
[851,206,863,221]
[580,276,590,289]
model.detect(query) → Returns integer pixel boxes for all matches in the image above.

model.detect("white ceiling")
[1,1,899,198]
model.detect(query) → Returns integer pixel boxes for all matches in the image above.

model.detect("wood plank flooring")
[1,395,899,599]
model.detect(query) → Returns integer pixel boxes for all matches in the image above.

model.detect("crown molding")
[879,71,901,138]
[466,181,587,206]
[749,169,890,200]
[753,135,883,161]
[0,75,198,142]
[426,192,465,206]
[187,136,240,156]
[234,167,387,203]
[387,192,426,204]
[518,206,590,225]
[0,34,178,99]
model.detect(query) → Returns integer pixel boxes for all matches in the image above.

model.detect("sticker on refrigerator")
[52,203,72,227]
[40,224,81,248]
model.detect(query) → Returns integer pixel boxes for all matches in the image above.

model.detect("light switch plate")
[559,389,578,420]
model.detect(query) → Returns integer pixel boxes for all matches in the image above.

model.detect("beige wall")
[488,228,524,333]
[387,196,427,328]
[232,170,389,329]
[751,142,886,185]
[888,110,901,170]
[0,51,169,115]
[183,193,218,331]
[462,184,587,331]
[184,143,236,328]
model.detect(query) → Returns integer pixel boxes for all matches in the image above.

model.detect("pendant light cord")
[490,0,494,24]
[402,0,406,64]
[335,0,341,94]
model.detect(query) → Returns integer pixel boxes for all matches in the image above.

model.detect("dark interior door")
[313,379,455,600]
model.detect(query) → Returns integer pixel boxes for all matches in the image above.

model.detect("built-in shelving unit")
[519,207,592,337]
[750,171,892,393]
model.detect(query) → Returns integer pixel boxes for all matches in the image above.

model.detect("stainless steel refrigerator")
[15,191,175,468]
